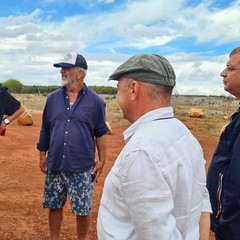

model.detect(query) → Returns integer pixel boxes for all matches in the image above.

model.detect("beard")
[61,74,78,87]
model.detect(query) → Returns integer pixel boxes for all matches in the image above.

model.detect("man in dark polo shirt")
[0,84,25,136]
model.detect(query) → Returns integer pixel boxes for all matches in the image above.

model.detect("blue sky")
[0,0,240,95]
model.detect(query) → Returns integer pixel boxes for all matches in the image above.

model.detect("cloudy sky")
[0,0,240,95]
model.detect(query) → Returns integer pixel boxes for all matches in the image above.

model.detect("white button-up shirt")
[98,107,211,240]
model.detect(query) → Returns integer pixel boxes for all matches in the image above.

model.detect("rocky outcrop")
[189,108,204,118]
[17,112,34,126]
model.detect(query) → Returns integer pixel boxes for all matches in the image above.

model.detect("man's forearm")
[96,134,107,162]
[199,212,210,240]
[6,105,25,123]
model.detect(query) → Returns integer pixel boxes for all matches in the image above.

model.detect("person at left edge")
[0,84,25,136]
[37,52,108,240]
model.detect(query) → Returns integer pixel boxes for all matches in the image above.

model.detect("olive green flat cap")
[109,54,176,87]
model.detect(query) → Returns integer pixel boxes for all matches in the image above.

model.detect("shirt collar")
[62,83,88,97]
[123,107,174,143]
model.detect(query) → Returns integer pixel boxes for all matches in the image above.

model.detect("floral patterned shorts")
[43,168,93,216]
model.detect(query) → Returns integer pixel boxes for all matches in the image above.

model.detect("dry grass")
[14,94,46,113]
[173,95,238,136]
[13,94,238,136]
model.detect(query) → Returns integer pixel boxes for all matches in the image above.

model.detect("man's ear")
[78,69,85,78]
[129,80,139,99]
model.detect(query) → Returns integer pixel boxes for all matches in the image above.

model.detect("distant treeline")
[1,79,232,98]
[0,80,117,95]
[23,85,117,95]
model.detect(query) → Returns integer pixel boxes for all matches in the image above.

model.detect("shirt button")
[63,155,65,158]
[64,143,67,145]
[67,119,70,122]
[67,107,70,110]
[65,131,68,134]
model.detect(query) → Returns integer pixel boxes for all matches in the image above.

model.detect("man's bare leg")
[76,215,91,240]
[49,208,63,240]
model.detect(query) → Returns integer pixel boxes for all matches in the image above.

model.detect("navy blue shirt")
[37,84,108,173]
[0,86,21,123]
[207,107,240,240]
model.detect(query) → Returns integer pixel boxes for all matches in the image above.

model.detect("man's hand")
[39,151,47,174]
[91,160,105,183]
[0,122,7,135]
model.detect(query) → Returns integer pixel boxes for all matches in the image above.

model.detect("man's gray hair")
[76,67,87,77]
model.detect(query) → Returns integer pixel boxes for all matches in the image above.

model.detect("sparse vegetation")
[2,79,24,93]
[13,94,239,136]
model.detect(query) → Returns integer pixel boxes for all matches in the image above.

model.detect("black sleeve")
[4,91,21,116]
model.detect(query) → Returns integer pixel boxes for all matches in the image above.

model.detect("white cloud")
[171,1,240,43]
[0,0,238,96]
[170,52,228,95]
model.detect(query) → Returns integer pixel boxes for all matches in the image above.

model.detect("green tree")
[2,79,24,93]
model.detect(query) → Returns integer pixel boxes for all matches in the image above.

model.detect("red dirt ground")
[0,113,217,239]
